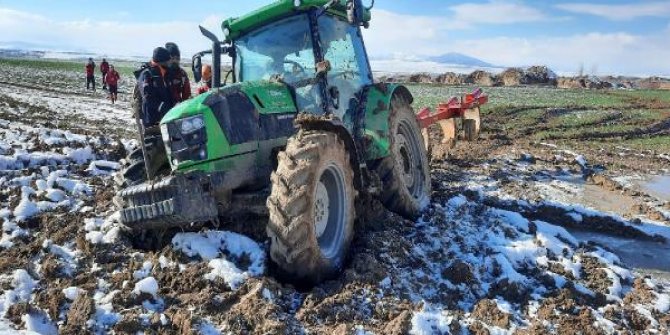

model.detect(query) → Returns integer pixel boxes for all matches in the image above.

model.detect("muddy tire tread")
[267,131,355,283]
[373,95,431,219]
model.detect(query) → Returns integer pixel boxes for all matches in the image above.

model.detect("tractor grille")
[118,172,221,230]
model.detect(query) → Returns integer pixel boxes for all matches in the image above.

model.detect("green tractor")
[116,0,431,283]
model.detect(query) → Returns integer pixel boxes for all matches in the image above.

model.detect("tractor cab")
[193,0,374,119]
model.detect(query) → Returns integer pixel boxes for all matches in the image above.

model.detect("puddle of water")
[581,184,637,216]
[640,175,670,202]
[569,229,670,282]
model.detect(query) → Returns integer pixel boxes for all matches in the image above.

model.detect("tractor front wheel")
[373,95,431,219]
[267,131,355,284]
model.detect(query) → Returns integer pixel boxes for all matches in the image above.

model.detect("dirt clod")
[472,299,512,328]
[64,294,95,330]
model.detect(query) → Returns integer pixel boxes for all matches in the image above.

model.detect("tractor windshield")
[235,14,322,113]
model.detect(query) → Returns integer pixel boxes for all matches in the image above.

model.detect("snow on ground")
[0,60,669,333]
[0,84,133,133]
[172,231,265,290]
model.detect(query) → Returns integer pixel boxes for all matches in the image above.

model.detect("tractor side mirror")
[192,55,203,83]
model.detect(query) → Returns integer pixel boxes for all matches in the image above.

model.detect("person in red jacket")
[85,58,96,91]
[105,65,121,104]
[164,42,191,103]
[100,58,110,90]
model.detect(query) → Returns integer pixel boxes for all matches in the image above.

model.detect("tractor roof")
[222,0,371,42]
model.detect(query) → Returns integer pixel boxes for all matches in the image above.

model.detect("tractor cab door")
[318,15,374,120]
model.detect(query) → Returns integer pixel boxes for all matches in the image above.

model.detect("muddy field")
[0,58,669,334]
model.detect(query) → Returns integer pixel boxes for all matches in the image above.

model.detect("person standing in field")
[164,42,191,103]
[100,58,110,90]
[85,58,96,91]
[106,65,121,104]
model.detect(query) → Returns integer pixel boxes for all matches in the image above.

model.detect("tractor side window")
[318,15,373,118]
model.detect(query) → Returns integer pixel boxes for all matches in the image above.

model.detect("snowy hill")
[427,52,495,68]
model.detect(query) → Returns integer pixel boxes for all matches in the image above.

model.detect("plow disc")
[416,88,488,154]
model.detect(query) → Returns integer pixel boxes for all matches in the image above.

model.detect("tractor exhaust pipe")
[199,25,222,88]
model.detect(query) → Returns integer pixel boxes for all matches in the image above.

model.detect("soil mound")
[498,66,558,87]
[465,70,496,86]
[435,72,465,85]
[408,73,434,84]
[637,77,670,90]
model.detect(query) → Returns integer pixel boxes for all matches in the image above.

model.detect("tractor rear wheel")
[373,95,431,219]
[267,131,355,284]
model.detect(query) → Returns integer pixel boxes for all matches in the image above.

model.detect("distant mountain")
[427,53,495,68]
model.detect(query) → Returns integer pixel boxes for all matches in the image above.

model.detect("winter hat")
[152,47,171,63]
[165,42,180,58]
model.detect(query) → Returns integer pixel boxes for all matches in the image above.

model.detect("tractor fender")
[295,116,364,191]
[360,83,414,161]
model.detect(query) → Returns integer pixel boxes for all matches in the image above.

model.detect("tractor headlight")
[163,115,208,165]
[179,115,205,134]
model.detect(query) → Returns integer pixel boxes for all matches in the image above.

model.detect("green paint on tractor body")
[161,80,404,174]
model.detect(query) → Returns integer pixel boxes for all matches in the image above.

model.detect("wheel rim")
[314,163,347,259]
[396,119,426,198]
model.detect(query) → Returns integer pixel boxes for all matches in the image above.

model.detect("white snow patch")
[0,270,38,315]
[634,305,659,329]
[133,261,153,280]
[63,146,95,164]
[133,277,159,297]
[447,195,468,209]
[198,320,222,335]
[13,198,40,222]
[410,308,453,335]
[85,231,104,244]
[493,209,530,232]
[22,313,57,335]
[172,231,265,290]
[55,177,91,195]
[567,212,583,222]
[205,259,252,290]
[262,288,274,302]
[158,256,176,269]
[86,160,120,176]
[62,287,84,301]
[355,325,375,335]
[654,292,670,313]
[44,188,66,202]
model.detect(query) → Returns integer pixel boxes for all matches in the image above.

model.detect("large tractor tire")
[267,131,356,284]
[373,95,431,219]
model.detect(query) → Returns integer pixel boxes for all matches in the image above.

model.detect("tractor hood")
[159,80,297,172]
[161,80,296,125]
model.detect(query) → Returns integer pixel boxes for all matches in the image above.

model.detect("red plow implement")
[416,88,488,151]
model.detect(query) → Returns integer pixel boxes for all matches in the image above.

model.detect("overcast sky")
[0,0,668,76]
